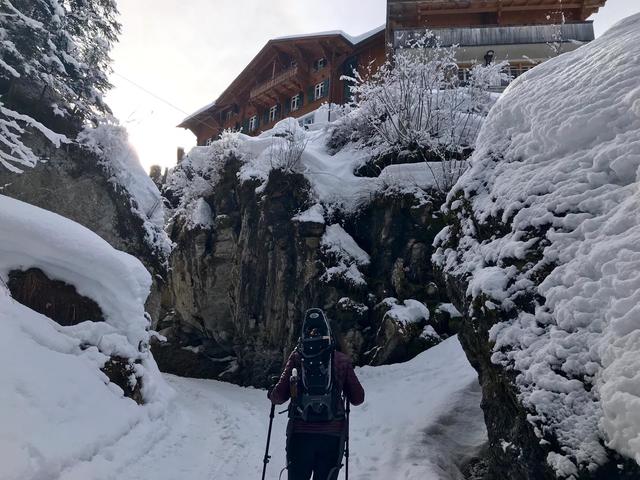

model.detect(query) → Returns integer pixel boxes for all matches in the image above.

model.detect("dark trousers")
[287,432,342,480]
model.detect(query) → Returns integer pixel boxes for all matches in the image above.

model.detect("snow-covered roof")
[273,24,385,45]
[179,100,217,127]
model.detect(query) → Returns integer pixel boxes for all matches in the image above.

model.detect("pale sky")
[105,0,640,173]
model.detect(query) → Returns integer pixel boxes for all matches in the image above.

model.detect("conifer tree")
[0,0,121,171]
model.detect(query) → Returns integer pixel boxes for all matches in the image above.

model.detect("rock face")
[159,155,450,386]
[0,130,168,319]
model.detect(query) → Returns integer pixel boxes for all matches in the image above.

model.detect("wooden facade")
[387,0,607,32]
[387,0,607,82]
[179,28,386,145]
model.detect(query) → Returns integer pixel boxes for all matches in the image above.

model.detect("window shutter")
[323,79,330,98]
[299,91,304,108]
[242,119,249,132]
[307,86,315,103]
[263,110,269,125]
[276,104,281,119]
[284,100,291,115]
[255,115,260,129]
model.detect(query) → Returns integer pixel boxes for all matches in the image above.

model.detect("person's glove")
[267,375,279,401]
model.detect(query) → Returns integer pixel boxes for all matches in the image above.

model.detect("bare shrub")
[343,31,509,193]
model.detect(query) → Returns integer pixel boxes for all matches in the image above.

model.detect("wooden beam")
[418,3,585,15]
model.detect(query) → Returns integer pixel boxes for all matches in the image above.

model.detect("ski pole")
[262,402,276,480]
[345,401,350,480]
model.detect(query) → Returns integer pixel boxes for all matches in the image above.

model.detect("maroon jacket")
[269,349,365,434]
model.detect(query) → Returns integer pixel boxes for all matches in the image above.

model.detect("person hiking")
[268,308,365,480]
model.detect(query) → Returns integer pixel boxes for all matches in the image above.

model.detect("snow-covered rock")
[435,13,640,479]
[321,224,371,287]
[0,195,172,480]
[0,125,171,321]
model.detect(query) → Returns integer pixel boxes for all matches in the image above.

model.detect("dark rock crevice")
[8,268,105,326]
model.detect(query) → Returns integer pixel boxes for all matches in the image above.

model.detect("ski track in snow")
[54,337,485,480]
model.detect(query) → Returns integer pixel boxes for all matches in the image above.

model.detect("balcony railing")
[250,66,300,100]
[393,22,595,49]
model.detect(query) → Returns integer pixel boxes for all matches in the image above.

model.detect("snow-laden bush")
[337,31,508,192]
[268,118,308,172]
[164,129,243,228]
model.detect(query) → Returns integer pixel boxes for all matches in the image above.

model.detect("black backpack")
[289,308,345,422]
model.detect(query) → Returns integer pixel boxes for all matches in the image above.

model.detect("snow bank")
[78,125,172,261]
[174,132,451,221]
[0,195,172,480]
[0,195,150,344]
[435,13,640,473]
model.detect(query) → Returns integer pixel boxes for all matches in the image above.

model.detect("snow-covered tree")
[342,31,509,193]
[0,0,120,171]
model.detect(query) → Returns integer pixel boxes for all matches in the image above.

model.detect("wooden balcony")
[250,66,303,100]
[393,22,595,49]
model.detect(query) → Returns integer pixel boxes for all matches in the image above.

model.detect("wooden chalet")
[179,27,385,145]
[388,0,607,81]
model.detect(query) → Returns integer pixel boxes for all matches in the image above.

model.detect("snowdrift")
[167,115,453,225]
[0,195,172,480]
[435,14,640,475]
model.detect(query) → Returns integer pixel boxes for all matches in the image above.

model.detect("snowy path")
[58,337,486,480]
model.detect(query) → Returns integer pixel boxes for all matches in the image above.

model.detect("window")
[314,57,326,71]
[314,81,325,101]
[226,110,233,122]
[298,115,314,128]
[249,115,257,132]
[457,68,469,85]
[291,94,301,112]
[269,105,278,122]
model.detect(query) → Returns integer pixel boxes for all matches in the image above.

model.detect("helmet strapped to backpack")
[290,308,344,422]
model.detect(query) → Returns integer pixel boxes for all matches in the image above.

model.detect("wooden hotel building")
[180,0,606,145]
[179,28,386,146]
